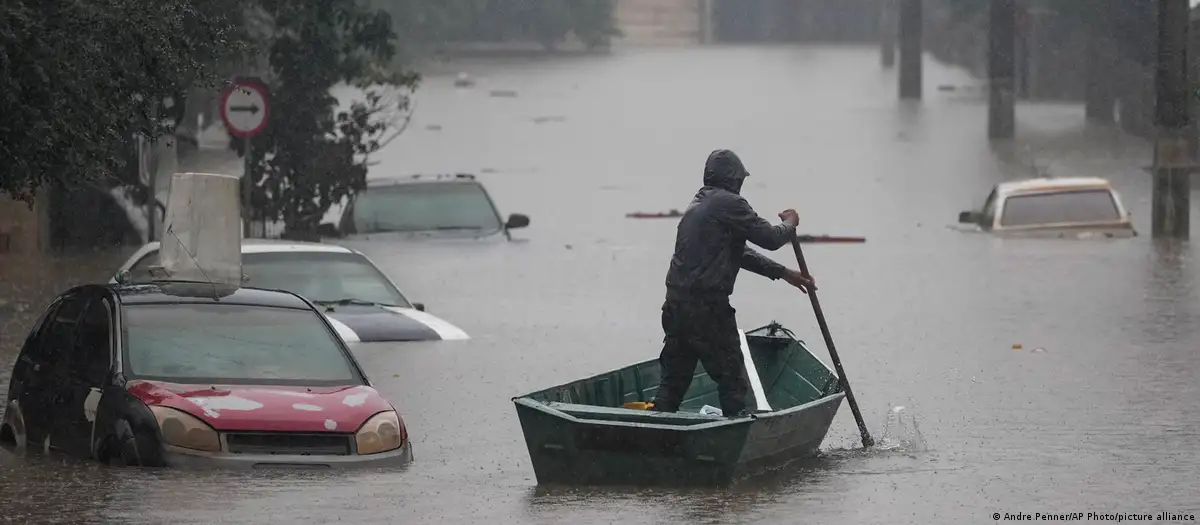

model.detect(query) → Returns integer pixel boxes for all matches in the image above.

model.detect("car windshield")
[123,304,360,385]
[347,182,502,234]
[242,251,410,306]
[999,189,1121,227]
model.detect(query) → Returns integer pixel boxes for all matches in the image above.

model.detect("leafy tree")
[370,0,620,54]
[569,0,622,50]
[0,0,248,203]
[242,0,418,238]
[370,0,488,56]
[515,1,574,50]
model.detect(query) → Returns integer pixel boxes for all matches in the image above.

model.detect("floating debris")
[425,124,442,131]
[1031,347,1046,353]
[454,72,474,88]
[489,89,518,98]
[531,116,566,124]
[626,209,683,219]
[937,84,987,92]
[1012,343,1023,350]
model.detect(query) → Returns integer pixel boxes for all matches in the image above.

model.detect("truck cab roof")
[993,177,1115,198]
[959,177,1136,238]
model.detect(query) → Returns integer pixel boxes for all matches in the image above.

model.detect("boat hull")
[512,323,845,486]
[513,393,843,486]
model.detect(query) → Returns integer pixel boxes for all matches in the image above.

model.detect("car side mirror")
[505,213,530,229]
[958,211,978,224]
[413,302,426,312]
[317,222,341,238]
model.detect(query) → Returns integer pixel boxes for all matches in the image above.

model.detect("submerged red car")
[0,281,412,468]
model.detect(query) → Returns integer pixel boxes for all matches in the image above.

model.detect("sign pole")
[219,77,270,240]
[147,103,158,242]
[243,138,253,238]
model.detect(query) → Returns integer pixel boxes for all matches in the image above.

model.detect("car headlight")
[150,406,221,452]
[355,410,404,455]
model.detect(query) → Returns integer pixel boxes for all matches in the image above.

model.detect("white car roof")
[137,238,356,254]
[995,177,1114,198]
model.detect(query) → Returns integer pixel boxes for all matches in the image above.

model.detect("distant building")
[614,0,711,46]
[612,0,882,47]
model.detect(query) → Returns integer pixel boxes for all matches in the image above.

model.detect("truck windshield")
[999,189,1121,227]
[346,182,502,234]
[122,304,360,386]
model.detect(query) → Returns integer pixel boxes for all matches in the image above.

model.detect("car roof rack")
[368,173,477,187]
[408,173,475,180]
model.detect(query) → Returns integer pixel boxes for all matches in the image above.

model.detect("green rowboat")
[512,322,846,486]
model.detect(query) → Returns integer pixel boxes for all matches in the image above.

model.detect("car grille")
[224,432,353,456]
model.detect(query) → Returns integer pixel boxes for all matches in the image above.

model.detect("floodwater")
[3,45,1200,523]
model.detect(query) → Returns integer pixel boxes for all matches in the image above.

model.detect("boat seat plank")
[738,329,772,412]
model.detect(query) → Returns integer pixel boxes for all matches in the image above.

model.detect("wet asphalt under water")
[2,45,1199,523]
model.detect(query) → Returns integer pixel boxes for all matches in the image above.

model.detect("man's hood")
[702,149,749,194]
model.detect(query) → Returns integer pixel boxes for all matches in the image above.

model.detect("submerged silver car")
[112,239,470,343]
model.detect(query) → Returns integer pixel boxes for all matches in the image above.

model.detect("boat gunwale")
[747,391,845,421]
[512,391,846,431]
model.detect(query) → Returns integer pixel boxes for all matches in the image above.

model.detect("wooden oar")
[790,236,875,448]
[795,234,866,244]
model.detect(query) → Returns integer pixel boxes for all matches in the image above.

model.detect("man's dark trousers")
[651,298,749,417]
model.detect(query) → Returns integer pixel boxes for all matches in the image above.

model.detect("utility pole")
[699,0,715,44]
[1014,6,1029,99]
[880,0,896,68]
[988,0,1015,139]
[1151,0,1192,238]
[898,0,922,99]
[1084,0,1116,124]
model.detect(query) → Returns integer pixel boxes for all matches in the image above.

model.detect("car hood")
[127,381,394,433]
[321,305,469,342]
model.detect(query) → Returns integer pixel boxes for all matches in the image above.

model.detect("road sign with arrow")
[220,78,270,138]
[219,77,270,237]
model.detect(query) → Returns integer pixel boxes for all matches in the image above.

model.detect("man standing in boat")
[651,149,815,418]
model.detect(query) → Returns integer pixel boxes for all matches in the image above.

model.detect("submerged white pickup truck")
[957,177,1137,238]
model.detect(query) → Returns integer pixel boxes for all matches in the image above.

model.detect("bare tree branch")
[374,97,416,150]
